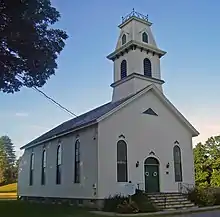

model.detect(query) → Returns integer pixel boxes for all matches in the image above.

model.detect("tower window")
[143,58,152,77]
[74,139,80,183]
[56,144,62,185]
[117,140,128,182]
[173,145,183,182]
[142,32,148,43]
[122,34,126,45]
[121,60,127,79]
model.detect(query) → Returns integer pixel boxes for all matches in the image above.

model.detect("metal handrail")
[122,9,148,24]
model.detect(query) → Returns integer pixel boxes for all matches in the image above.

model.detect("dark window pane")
[29,153,34,186]
[74,140,80,183]
[173,145,183,182]
[143,58,152,77]
[117,163,128,182]
[29,170,33,186]
[122,34,126,45]
[142,32,148,43]
[121,60,127,79]
[117,140,128,182]
[41,168,46,185]
[56,165,61,184]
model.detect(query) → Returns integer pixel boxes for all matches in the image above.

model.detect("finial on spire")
[121,9,149,24]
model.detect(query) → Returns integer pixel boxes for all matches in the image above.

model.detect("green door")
[144,157,160,193]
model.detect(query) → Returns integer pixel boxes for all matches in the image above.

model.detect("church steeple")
[107,10,167,102]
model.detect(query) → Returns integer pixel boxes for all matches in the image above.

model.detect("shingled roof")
[21,96,130,150]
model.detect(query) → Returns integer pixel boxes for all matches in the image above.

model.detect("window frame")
[41,149,46,185]
[74,139,81,183]
[56,144,62,185]
[122,34,126,45]
[143,58,152,77]
[117,140,128,182]
[120,60,127,79]
[173,145,183,182]
[142,32,148,43]
[29,152,34,186]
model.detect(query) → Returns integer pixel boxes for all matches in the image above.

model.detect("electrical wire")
[16,74,78,117]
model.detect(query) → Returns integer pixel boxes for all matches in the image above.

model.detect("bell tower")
[107,10,166,102]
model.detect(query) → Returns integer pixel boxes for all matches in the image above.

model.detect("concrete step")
[155,200,193,206]
[146,192,197,211]
[150,197,188,203]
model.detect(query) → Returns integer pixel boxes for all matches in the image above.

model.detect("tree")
[0,0,68,93]
[0,136,16,165]
[0,141,8,185]
[0,136,17,184]
[194,136,220,188]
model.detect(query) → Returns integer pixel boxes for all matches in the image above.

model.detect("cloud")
[15,112,29,117]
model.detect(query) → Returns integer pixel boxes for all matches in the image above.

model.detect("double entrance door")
[144,157,160,193]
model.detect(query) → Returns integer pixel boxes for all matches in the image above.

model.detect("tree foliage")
[194,136,220,187]
[0,0,68,93]
[0,136,17,185]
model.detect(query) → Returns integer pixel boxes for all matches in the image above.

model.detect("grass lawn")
[0,183,17,193]
[0,200,99,217]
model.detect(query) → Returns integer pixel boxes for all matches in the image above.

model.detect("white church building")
[18,10,199,202]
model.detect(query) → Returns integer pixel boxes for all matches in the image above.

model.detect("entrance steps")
[147,192,197,211]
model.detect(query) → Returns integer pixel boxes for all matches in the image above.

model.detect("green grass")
[0,200,98,217]
[0,183,17,193]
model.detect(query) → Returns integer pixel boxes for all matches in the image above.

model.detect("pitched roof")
[21,84,199,150]
[20,96,130,149]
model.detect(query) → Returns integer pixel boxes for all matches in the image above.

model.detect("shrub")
[103,194,128,212]
[131,190,157,213]
[103,190,157,213]
[117,200,139,214]
[187,187,215,207]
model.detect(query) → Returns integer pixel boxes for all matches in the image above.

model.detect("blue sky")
[1,0,220,156]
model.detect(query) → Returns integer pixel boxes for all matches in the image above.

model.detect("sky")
[0,0,220,157]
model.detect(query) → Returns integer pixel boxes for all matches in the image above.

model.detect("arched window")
[142,32,148,43]
[74,139,80,183]
[117,140,128,182]
[41,150,46,185]
[121,60,127,79]
[56,145,62,184]
[173,145,183,182]
[29,153,34,186]
[143,58,152,77]
[122,34,126,45]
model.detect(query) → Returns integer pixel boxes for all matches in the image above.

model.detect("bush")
[103,194,128,212]
[103,190,157,213]
[187,187,216,207]
[131,190,157,213]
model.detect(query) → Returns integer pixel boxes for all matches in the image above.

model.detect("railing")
[178,182,195,194]
[121,9,148,24]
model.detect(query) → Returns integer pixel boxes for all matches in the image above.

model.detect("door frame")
[144,156,160,193]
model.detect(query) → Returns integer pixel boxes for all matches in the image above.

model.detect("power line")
[16,74,78,117]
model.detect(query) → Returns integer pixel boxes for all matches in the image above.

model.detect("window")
[56,145,62,185]
[142,32,148,43]
[120,60,127,79]
[117,140,128,182]
[29,153,34,186]
[143,58,152,77]
[122,34,126,45]
[41,150,46,185]
[173,145,183,182]
[74,139,80,183]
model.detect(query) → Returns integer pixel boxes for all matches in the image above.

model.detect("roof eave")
[20,120,98,150]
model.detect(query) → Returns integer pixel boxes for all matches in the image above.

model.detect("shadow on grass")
[0,200,98,217]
